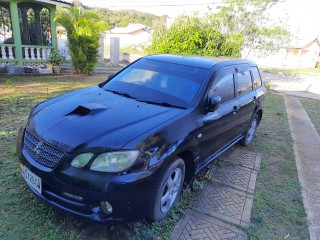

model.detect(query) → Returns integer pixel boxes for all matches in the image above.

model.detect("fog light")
[100,201,113,214]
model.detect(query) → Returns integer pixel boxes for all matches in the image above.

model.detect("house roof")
[292,33,320,49]
[109,24,148,34]
[34,0,72,7]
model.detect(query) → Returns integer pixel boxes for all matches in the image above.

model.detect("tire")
[146,157,185,222]
[240,114,258,146]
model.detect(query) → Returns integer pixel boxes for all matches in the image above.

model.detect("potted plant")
[48,49,64,74]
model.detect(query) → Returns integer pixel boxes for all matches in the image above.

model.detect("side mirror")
[207,96,221,112]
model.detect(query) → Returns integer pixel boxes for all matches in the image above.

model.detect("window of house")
[237,71,252,95]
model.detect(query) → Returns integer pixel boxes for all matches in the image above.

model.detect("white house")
[105,23,150,47]
[246,35,320,68]
[284,38,320,68]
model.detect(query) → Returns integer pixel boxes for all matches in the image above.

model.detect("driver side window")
[209,72,235,104]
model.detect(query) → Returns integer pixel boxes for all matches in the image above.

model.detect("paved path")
[170,147,261,240]
[285,96,320,240]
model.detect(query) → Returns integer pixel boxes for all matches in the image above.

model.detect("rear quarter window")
[250,67,262,89]
[236,70,252,95]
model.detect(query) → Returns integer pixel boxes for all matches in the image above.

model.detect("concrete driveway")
[262,71,320,100]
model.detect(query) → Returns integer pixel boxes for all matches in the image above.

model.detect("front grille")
[24,130,66,168]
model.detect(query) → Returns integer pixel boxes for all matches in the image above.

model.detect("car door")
[235,65,257,133]
[196,67,242,167]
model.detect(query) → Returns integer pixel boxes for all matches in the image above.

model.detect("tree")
[147,14,242,57]
[211,0,290,58]
[89,8,162,29]
[148,0,290,58]
[55,7,108,74]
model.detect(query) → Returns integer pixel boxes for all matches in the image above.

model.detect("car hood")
[27,86,184,153]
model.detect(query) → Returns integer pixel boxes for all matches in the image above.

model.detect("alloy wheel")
[246,118,257,144]
[160,168,182,213]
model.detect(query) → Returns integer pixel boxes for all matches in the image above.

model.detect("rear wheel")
[147,158,185,221]
[240,114,258,146]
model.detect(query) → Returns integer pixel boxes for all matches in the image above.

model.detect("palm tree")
[55,7,108,74]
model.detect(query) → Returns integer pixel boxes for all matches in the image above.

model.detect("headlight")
[90,151,140,173]
[71,153,94,168]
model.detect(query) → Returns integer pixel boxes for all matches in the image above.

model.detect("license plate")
[22,165,42,194]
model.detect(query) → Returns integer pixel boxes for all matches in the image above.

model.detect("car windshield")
[101,58,209,108]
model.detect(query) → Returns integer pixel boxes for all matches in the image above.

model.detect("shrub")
[48,49,64,66]
[55,7,108,74]
[147,14,242,58]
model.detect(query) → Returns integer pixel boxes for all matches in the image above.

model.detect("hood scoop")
[66,102,108,119]
[69,106,91,116]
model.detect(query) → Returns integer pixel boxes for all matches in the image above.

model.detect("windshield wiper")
[136,99,186,109]
[105,89,136,99]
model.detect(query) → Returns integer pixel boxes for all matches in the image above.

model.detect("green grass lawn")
[300,98,320,135]
[247,93,309,239]
[0,75,309,239]
[0,75,104,240]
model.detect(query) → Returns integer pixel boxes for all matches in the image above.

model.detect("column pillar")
[49,6,58,49]
[110,37,120,65]
[99,35,105,64]
[9,1,23,67]
[34,9,42,45]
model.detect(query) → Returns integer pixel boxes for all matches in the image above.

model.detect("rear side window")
[210,73,235,104]
[250,67,262,89]
[236,71,252,95]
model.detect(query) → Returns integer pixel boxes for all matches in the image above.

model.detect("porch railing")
[0,44,55,67]
[22,45,53,61]
[0,44,18,66]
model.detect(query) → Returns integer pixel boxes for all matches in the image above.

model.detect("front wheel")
[146,158,185,222]
[240,114,258,146]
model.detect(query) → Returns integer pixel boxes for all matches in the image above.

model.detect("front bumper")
[17,129,157,223]
[20,173,126,223]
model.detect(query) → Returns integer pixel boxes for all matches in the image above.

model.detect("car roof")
[144,54,257,69]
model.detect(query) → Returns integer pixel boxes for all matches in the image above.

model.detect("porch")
[0,0,70,69]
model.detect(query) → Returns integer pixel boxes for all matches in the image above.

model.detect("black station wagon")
[17,54,265,223]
